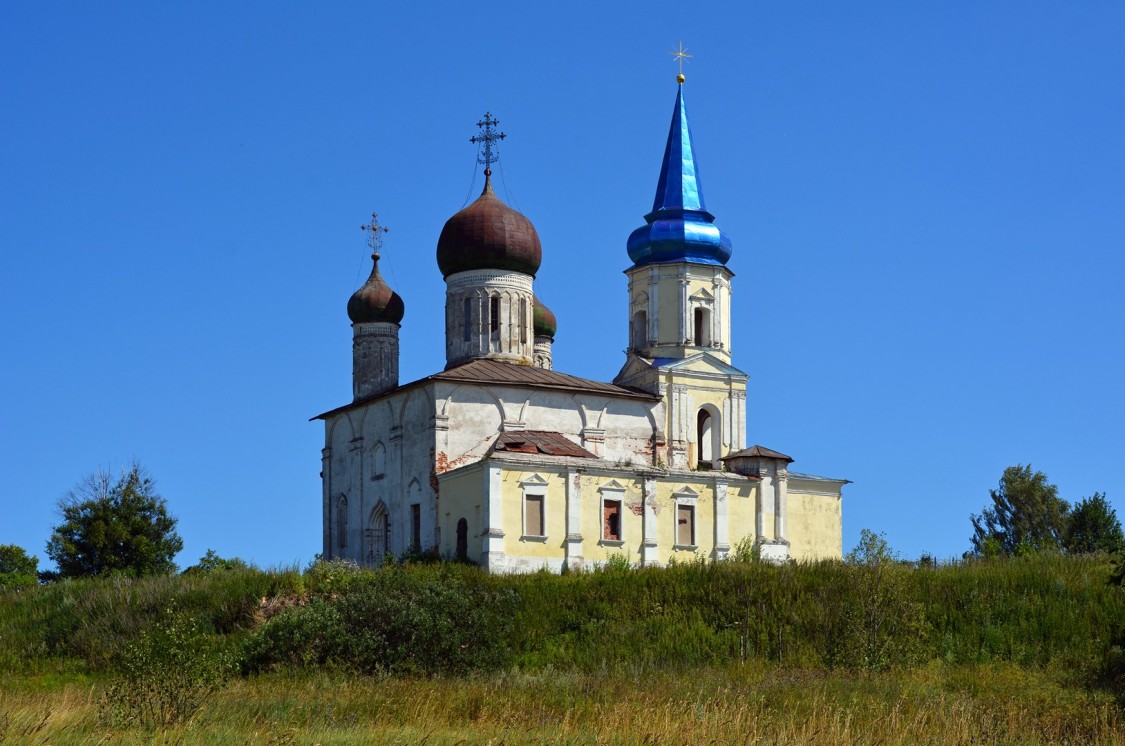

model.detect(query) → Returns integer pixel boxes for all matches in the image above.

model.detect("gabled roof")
[648,354,748,378]
[491,431,596,459]
[723,445,795,463]
[312,359,657,420]
[431,359,656,400]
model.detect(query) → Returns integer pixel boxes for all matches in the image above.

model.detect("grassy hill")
[2,554,1123,743]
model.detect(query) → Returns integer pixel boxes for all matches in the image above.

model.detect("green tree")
[46,461,183,578]
[834,529,928,671]
[970,464,1069,556]
[182,548,250,574]
[1065,492,1125,555]
[0,544,39,590]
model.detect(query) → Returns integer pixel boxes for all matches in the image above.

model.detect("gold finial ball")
[677,72,686,84]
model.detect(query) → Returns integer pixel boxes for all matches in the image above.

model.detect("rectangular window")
[676,504,695,547]
[524,494,544,537]
[603,499,621,541]
[411,503,421,550]
[463,297,472,342]
[490,296,500,334]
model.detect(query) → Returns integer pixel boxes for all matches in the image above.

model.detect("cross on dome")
[470,112,506,174]
[360,211,389,258]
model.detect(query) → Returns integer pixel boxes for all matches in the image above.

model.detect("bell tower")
[615,63,748,470]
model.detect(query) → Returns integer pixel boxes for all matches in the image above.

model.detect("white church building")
[314,78,847,572]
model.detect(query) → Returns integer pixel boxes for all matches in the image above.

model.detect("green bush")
[99,606,236,729]
[244,564,518,676]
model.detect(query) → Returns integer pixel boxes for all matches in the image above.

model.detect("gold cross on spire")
[669,40,692,83]
[361,211,389,258]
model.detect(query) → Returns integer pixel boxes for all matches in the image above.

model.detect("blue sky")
[2,2,1123,568]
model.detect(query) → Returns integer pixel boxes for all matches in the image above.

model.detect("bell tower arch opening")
[695,405,722,469]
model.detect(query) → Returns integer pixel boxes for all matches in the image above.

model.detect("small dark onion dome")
[347,253,405,324]
[436,174,542,278]
[532,295,556,339]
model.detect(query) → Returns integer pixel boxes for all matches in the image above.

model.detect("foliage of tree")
[835,529,929,671]
[182,549,250,574]
[970,465,1070,556]
[1064,493,1125,555]
[46,461,183,578]
[0,544,39,590]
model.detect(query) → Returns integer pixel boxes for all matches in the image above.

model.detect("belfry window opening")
[632,310,647,349]
[693,307,712,347]
[696,408,716,468]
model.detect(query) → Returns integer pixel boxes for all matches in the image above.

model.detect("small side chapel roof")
[723,445,795,463]
[491,431,596,459]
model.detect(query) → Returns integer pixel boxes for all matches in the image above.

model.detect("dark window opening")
[490,296,500,334]
[697,409,714,465]
[456,517,468,560]
[603,500,621,541]
[411,503,421,551]
[463,297,472,342]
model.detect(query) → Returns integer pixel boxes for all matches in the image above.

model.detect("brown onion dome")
[436,174,542,278]
[532,295,556,339]
[347,253,404,324]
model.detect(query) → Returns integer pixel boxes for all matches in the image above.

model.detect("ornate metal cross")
[361,211,389,256]
[470,112,506,169]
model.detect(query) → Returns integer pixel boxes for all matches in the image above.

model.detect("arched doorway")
[366,503,390,565]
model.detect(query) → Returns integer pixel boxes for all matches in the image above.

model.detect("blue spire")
[652,84,706,213]
[627,82,732,268]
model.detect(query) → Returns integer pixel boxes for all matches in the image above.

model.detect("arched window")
[372,442,386,480]
[632,310,647,349]
[693,405,720,470]
[462,297,472,342]
[337,495,348,550]
[489,296,500,335]
[366,503,390,564]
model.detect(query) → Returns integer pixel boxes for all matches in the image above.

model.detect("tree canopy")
[1064,492,1125,555]
[0,544,39,590]
[46,461,183,578]
[970,465,1070,556]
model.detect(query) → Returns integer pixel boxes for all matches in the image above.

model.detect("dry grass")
[2,663,1121,745]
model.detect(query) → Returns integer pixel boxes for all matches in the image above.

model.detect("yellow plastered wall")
[655,481,714,562]
[726,481,758,552]
[581,475,646,565]
[438,467,485,563]
[500,468,568,559]
[787,490,843,561]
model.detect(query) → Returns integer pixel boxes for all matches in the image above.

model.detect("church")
[314,74,848,572]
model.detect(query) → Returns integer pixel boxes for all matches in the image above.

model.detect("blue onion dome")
[347,252,404,324]
[436,173,542,278]
[532,295,556,339]
[627,83,732,267]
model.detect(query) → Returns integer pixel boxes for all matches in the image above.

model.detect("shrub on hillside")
[99,606,236,729]
[244,565,518,676]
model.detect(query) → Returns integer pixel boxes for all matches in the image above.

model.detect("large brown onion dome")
[436,174,542,278]
[347,253,404,324]
[532,295,556,339]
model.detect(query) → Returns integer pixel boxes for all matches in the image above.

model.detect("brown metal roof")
[492,431,596,458]
[312,358,656,421]
[723,445,795,463]
[430,359,658,400]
